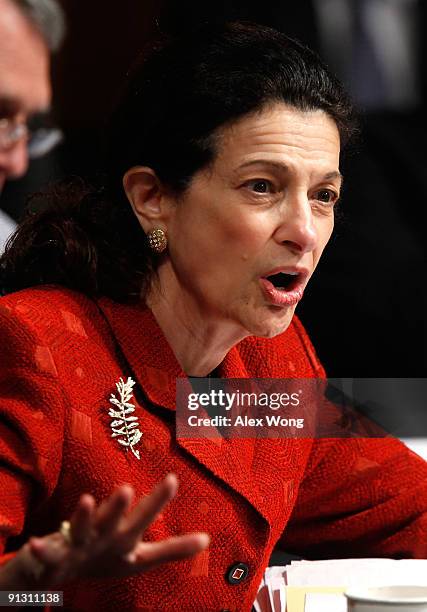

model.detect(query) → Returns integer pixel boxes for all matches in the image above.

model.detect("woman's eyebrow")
[234,159,289,175]
[323,170,344,185]
[234,161,344,184]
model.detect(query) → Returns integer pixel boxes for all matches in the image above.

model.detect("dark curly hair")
[0,21,357,301]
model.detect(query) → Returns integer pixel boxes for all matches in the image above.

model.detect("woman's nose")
[274,193,317,254]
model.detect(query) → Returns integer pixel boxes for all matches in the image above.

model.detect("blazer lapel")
[96,298,276,525]
[97,298,180,410]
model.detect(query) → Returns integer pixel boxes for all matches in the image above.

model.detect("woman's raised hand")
[15,474,209,587]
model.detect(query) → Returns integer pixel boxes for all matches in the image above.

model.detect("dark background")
[2,0,426,377]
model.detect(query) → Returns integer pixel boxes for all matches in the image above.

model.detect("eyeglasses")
[0,117,30,150]
[0,116,63,158]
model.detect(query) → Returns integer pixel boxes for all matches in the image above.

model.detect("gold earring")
[147,228,167,253]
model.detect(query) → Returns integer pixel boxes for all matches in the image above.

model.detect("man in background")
[0,0,64,251]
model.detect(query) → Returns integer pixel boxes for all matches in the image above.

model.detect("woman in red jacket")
[0,21,426,612]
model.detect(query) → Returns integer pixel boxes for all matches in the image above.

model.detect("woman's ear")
[123,166,170,232]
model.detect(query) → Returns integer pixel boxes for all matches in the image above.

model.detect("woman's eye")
[246,179,273,194]
[314,189,338,205]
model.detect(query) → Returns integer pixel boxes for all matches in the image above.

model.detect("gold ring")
[59,520,73,545]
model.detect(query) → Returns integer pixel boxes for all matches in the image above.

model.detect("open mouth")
[264,271,299,291]
[259,268,307,306]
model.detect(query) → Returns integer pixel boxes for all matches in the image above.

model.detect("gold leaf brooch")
[108,377,142,460]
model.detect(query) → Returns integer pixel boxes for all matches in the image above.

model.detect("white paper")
[253,559,427,612]
[286,558,427,588]
[304,593,347,612]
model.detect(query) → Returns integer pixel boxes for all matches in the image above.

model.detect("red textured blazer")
[0,286,427,611]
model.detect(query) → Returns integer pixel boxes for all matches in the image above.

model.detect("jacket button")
[226,562,249,584]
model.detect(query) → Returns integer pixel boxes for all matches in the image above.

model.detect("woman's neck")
[146,281,248,377]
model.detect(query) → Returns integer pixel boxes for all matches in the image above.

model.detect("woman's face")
[164,103,341,338]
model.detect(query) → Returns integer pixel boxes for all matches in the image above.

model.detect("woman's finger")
[127,532,210,568]
[116,474,178,552]
[69,494,95,546]
[95,485,134,535]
